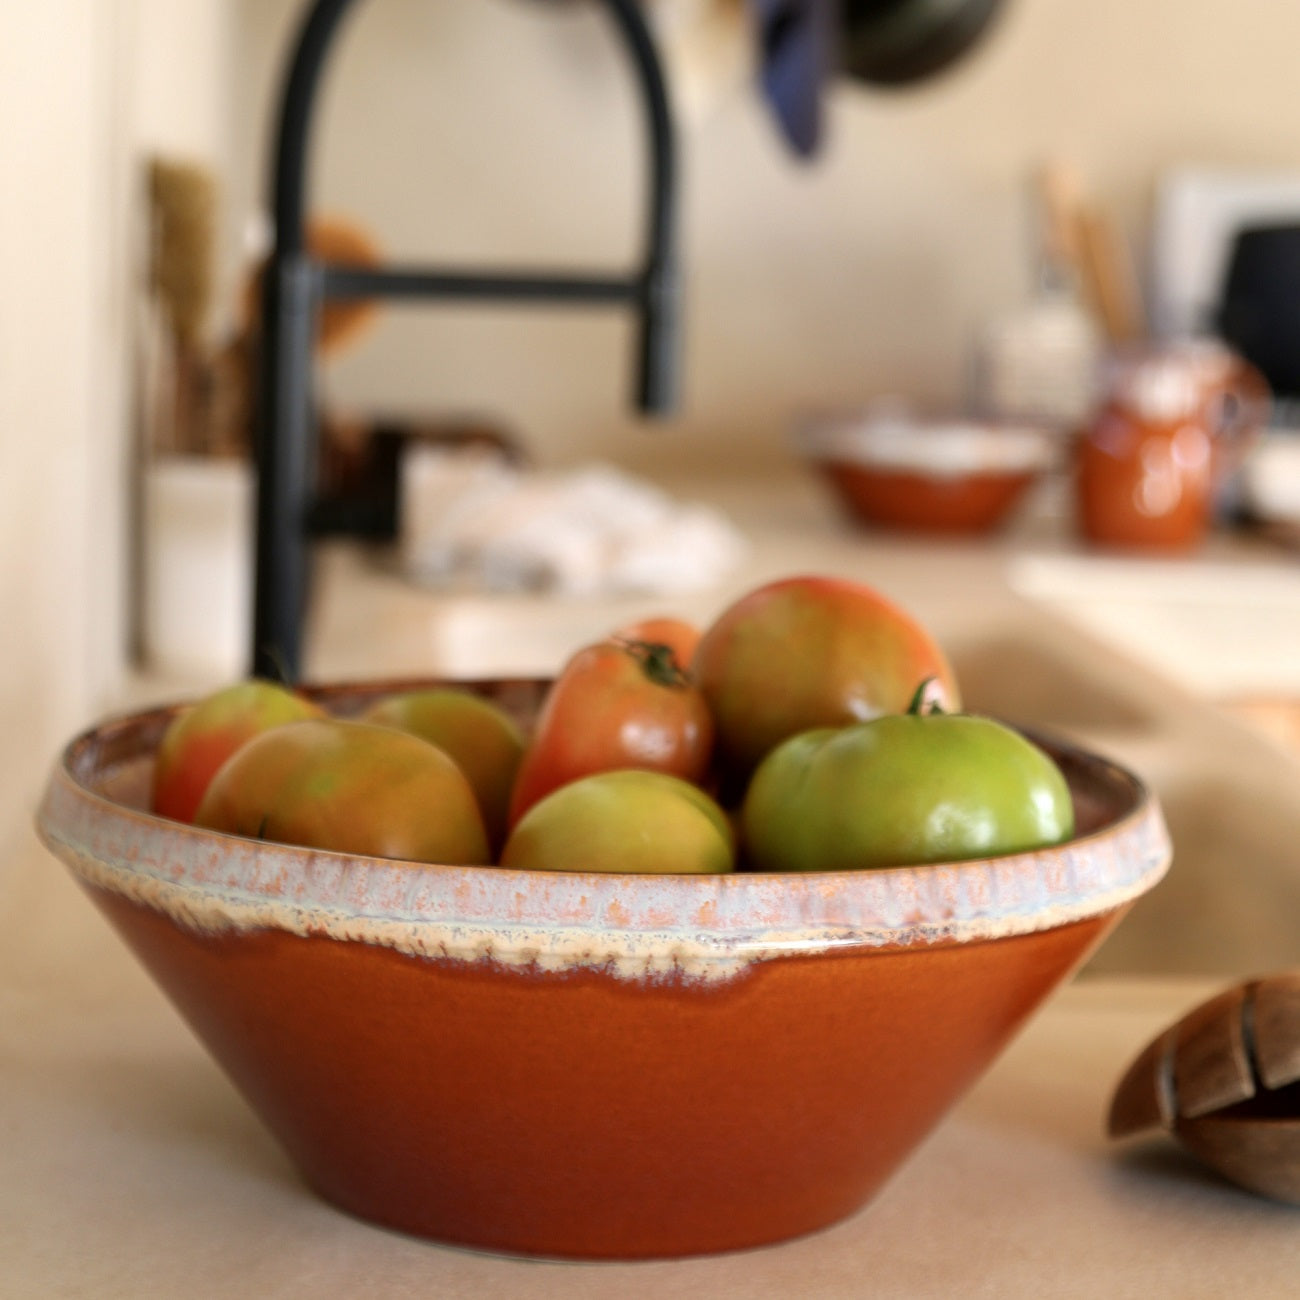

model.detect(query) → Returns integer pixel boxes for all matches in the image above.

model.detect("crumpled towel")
[400,447,748,597]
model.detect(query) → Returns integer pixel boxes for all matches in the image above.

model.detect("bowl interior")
[796,410,1059,472]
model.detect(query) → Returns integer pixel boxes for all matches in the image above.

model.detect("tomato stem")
[617,638,690,689]
[907,677,943,716]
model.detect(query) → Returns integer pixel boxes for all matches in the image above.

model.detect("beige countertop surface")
[7,470,1300,1294]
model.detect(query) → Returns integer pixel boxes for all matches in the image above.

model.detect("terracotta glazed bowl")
[799,410,1059,535]
[37,678,1169,1261]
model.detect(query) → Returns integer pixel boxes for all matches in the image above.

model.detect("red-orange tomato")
[612,616,701,669]
[507,639,713,829]
[153,679,323,823]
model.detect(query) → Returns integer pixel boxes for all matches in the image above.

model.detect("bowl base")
[85,883,1121,1260]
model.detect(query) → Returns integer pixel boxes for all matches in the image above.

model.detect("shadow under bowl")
[36,678,1169,1260]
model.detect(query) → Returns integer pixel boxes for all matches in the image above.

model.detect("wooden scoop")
[1109,972,1300,1203]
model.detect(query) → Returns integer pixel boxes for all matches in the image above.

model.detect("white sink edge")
[1008,552,1300,698]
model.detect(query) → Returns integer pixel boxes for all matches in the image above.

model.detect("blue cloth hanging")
[750,0,834,158]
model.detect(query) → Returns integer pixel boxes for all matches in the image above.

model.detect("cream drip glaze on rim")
[799,417,1060,476]
[40,752,1171,984]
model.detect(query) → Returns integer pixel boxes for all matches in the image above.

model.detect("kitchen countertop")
[7,468,1300,1294]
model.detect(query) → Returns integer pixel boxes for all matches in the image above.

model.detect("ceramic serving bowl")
[799,409,1060,534]
[37,678,1170,1260]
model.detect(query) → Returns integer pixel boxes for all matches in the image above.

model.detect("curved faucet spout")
[253,0,679,682]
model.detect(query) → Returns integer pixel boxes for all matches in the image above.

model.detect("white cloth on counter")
[400,446,747,597]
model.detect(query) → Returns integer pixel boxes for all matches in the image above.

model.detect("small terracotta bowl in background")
[799,408,1060,535]
[37,679,1169,1260]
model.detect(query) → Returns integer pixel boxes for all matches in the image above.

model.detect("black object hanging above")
[1217,224,1300,400]
[754,0,1009,158]
[252,0,679,683]
[840,0,1007,87]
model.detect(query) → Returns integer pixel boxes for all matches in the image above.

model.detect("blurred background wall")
[226,0,1300,474]
[0,0,232,848]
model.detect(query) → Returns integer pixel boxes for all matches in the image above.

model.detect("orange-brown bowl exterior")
[819,460,1040,534]
[37,678,1169,1260]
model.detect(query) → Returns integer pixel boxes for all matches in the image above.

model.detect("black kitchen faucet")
[252,0,678,682]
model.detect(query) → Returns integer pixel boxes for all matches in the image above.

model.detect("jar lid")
[1106,341,1235,422]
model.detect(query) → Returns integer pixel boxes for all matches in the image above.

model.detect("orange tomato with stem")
[507,638,713,829]
[612,616,701,668]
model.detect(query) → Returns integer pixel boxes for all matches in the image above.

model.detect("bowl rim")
[795,412,1061,477]
[36,679,1171,984]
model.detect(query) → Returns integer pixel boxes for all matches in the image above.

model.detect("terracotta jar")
[1076,342,1269,551]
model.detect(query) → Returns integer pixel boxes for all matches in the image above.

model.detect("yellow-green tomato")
[741,712,1075,872]
[500,770,734,875]
[194,718,490,865]
[360,689,525,854]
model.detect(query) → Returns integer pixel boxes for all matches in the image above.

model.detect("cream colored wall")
[228,0,1300,476]
[0,0,232,851]
[0,2,124,847]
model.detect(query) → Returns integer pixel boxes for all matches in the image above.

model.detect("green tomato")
[500,770,734,875]
[360,688,526,854]
[741,711,1074,872]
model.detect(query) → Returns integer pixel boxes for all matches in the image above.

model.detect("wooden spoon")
[1109,972,1300,1203]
